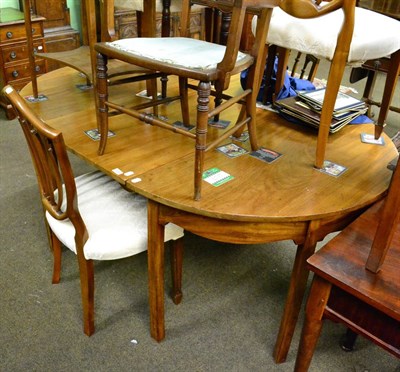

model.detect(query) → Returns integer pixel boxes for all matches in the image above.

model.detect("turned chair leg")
[161,75,168,99]
[194,81,211,201]
[96,52,109,156]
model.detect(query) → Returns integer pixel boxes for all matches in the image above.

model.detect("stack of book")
[275,88,368,133]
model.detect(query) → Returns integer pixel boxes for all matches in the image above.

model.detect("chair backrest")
[366,154,400,272]
[23,0,113,85]
[80,0,120,45]
[179,0,280,90]
[1,85,88,248]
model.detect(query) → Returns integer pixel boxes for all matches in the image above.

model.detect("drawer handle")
[10,51,17,59]
[6,31,13,39]
[12,70,19,78]
[35,66,41,72]
[31,28,36,34]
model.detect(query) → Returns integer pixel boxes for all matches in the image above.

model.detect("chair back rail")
[2,86,88,252]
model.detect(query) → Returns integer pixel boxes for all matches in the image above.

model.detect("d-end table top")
[20,67,397,224]
[125,121,396,223]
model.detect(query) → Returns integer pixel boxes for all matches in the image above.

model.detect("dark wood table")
[20,67,398,363]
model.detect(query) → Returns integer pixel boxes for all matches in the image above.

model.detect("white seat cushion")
[106,37,249,70]
[253,6,400,63]
[46,171,184,260]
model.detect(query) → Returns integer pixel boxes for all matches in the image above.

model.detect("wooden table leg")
[294,275,332,372]
[170,237,184,304]
[273,220,320,363]
[147,199,166,342]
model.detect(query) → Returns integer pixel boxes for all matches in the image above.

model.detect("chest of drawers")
[0,8,47,119]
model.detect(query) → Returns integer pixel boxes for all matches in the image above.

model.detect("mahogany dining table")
[19,67,397,363]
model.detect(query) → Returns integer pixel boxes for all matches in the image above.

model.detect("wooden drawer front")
[4,60,46,83]
[0,22,44,43]
[1,41,45,64]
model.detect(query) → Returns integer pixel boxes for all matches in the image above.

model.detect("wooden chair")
[94,0,280,201]
[1,84,184,336]
[252,0,400,169]
[294,154,400,371]
[23,0,161,95]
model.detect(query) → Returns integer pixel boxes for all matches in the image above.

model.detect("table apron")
[157,203,368,245]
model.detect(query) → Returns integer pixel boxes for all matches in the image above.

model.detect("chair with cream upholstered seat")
[252,0,400,169]
[27,0,161,100]
[94,0,280,201]
[2,84,184,336]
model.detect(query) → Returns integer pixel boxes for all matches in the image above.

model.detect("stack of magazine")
[275,88,368,133]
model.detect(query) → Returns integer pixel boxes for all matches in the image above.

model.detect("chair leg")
[262,44,277,105]
[136,11,143,37]
[77,256,95,336]
[179,77,191,127]
[96,52,109,156]
[274,47,290,104]
[161,0,171,37]
[212,89,223,124]
[341,328,358,351]
[291,51,302,78]
[194,81,211,201]
[148,78,159,117]
[304,55,319,82]
[374,49,400,139]
[170,237,184,304]
[294,275,332,372]
[362,70,377,119]
[51,231,62,284]
[160,74,168,99]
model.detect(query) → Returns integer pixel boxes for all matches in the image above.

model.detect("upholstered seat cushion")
[46,171,183,260]
[106,37,249,70]
[253,6,400,63]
